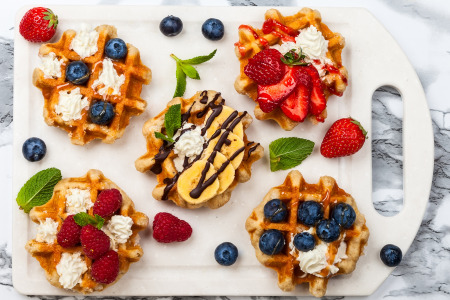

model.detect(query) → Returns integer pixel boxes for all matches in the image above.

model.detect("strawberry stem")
[350,117,368,139]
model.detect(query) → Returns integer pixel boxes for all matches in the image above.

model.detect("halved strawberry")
[256,66,300,113]
[280,68,312,122]
[304,65,327,118]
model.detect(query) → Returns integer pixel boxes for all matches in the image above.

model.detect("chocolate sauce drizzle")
[199,90,209,104]
[247,142,260,159]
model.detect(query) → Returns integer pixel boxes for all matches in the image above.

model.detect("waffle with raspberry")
[234,8,348,130]
[245,170,369,297]
[25,169,149,294]
[32,25,152,145]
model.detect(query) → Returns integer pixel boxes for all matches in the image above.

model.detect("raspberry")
[152,212,192,243]
[93,189,122,218]
[91,250,119,284]
[80,224,110,259]
[244,49,285,85]
[57,215,82,248]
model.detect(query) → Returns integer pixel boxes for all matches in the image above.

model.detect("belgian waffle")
[245,170,369,297]
[135,90,264,209]
[32,24,152,145]
[234,8,348,130]
[25,169,149,294]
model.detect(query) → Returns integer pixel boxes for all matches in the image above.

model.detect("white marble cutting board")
[12,5,433,297]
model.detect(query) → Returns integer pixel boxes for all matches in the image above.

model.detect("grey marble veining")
[0,37,13,133]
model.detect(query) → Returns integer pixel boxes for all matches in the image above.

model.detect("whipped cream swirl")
[36,218,58,244]
[106,215,134,245]
[70,23,99,59]
[56,252,88,289]
[65,188,93,215]
[55,88,89,121]
[39,52,64,79]
[91,58,125,96]
[173,123,205,172]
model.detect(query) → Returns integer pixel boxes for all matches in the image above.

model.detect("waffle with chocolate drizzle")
[135,90,264,209]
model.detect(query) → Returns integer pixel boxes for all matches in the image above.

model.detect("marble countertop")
[1,0,448,299]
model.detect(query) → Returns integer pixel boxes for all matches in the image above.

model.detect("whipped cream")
[36,218,58,244]
[56,252,88,290]
[39,52,64,79]
[106,215,134,244]
[173,123,205,172]
[55,88,89,121]
[70,23,99,59]
[91,58,125,96]
[65,188,93,215]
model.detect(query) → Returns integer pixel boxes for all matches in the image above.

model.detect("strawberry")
[93,189,122,219]
[19,7,58,43]
[320,117,368,158]
[80,224,110,259]
[257,66,300,113]
[56,215,82,248]
[91,250,120,284]
[153,212,192,243]
[304,65,327,119]
[244,49,285,85]
[280,68,312,122]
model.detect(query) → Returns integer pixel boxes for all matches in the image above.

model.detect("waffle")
[245,170,369,297]
[135,90,264,209]
[234,8,348,130]
[25,169,149,294]
[32,24,152,145]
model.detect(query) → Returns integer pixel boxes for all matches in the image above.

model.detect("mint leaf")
[16,168,62,213]
[155,132,174,143]
[174,63,186,98]
[74,212,105,229]
[181,49,217,65]
[269,137,314,172]
[179,63,200,80]
[165,104,181,138]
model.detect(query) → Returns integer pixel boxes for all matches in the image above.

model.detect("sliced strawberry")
[256,66,300,113]
[280,82,311,122]
[304,65,327,117]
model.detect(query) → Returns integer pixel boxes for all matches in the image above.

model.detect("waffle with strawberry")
[32,24,152,145]
[234,8,348,130]
[25,169,149,294]
[245,170,369,297]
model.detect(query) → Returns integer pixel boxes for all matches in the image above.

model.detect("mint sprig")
[171,50,217,98]
[155,104,182,143]
[73,212,105,230]
[16,168,62,213]
[269,137,314,172]
[281,49,308,66]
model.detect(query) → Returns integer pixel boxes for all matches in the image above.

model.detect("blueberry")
[259,229,285,256]
[160,15,183,37]
[380,244,402,267]
[22,137,46,162]
[214,242,238,266]
[331,203,356,229]
[65,61,90,85]
[201,18,225,41]
[89,101,115,125]
[105,38,128,60]
[264,199,287,223]
[297,201,324,226]
[316,219,341,243]
[293,232,316,252]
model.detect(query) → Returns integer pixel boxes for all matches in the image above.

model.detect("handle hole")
[372,86,403,216]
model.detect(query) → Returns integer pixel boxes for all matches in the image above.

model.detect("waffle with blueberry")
[234,8,348,130]
[32,24,152,145]
[245,170,369,297]
[135,90,264,209]
[25,169,149,294]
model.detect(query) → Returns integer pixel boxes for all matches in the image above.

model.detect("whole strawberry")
[320,117,368,158]
[19,7,58,43]
[93,189,122,218]
[80,224,110,259]
[56,215,82,248]
[244,49,285,85]
[91,250,120,284]
[153,212,192,243]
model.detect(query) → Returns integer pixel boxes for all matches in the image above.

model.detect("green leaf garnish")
[164,104,181,138]
[16,168,62,213]
[269,137,314,172]
[155,132,174,143]
[73,212,105,230]
[171,50,217,97]
[281,49,308,66]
